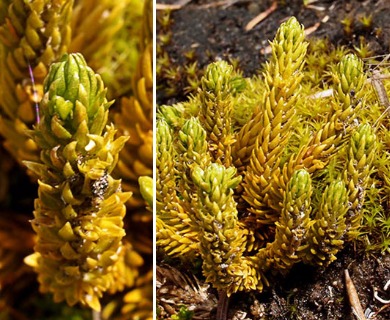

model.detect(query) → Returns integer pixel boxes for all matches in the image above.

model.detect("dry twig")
[245,1,278,31]
[345,269,367,320]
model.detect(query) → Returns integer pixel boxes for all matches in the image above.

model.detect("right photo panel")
[156,1,390,320]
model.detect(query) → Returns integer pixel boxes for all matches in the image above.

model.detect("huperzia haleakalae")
[0,0,142,174]
[0,0,73,171]
[0,0,74,313]
[23,52,131,311]
[156,16,387,319]
[0,0,152,318]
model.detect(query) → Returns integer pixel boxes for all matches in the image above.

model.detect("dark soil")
[157,0,390,105]
[156,0,390,319]
[224,243,390,320]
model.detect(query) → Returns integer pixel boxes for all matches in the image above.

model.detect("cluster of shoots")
[157,16,390,318]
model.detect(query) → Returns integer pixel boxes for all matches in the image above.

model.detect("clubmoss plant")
[23,53,131,311]
[157,16,389,318]
[0,0,145,174]
[0,0,73,169]
[0,1,153,318]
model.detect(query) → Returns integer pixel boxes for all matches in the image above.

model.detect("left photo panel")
[0,0,153,319]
